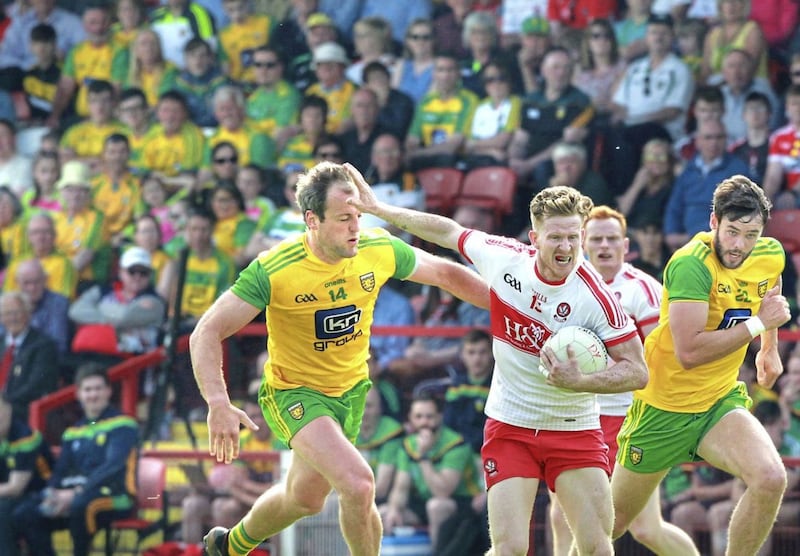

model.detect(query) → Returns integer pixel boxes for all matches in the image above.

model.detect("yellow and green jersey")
[640,231,785,412]
[140,123,205,176]
[62,41,116,117]
[182,248,236,319]
[52,207,109,281]
[204,125,276,169]
[4,252,78,299]
[305,80,357,134]
[231,229,417,396]
[410,88,479,146]
[60,119,129,160]
[219,14,274,83]
[213,214,256,262]
[246,81,301,136]
[91,172,141,236]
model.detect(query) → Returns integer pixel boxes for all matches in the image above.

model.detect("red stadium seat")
[454,166,517,227]
[765,209,800,254]
[415,167,464,215]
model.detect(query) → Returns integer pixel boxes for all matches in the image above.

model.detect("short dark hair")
[104,133,130,149]
[295,161,353,220]
[75,362,111,387]
[753,400,782,426]
[410,390,443,413]
[712,175,771,225]
[362,61,390,83]
[158,89,189,110]
[119,87,148,106]
[462,328,492,346]
[745,91,772,113]
[30,23,56,43]
[693,85,724,106]
[88,79,114,96]
[300,94,328,121]
[184,37,212,54]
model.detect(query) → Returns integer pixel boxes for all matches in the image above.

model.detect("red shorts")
[481,418,610,492]
[600,414,625,464]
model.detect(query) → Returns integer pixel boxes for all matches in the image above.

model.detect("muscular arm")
[407,248,490,310]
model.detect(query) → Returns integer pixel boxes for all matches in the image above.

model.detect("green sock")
[227,521,261,556]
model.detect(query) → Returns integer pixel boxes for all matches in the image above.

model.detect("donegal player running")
[190,162,489,556]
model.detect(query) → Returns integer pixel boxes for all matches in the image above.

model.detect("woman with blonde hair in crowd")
[573,18,627,120]
[115,28,178,107]
[391,18,435,104]
[110,0,147,52]
[347,16,395,85]
[700,0,768,82]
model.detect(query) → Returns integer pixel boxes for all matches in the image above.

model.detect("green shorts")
[258,378,372,448]
[617,382,752,473]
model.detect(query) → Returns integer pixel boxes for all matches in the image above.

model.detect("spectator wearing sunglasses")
[245,46,301,140]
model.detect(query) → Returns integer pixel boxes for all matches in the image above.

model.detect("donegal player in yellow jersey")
[612,176,792,555]
[191,162,489,556]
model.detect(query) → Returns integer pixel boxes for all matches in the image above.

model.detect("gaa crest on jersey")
[629,446,643,465]
[359,272,376,292]
[758,280,768,298]
[288,402,305,420]
[484,458,498,476]
[553,302,571,322]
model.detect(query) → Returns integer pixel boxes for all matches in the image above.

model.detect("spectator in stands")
[171,38,229,128]
[13,363,139,556]
[182,397,280,545]
[363,134,417,191]
[729,91,772,184]
[22,23,61,123]
[69,247,166,354]
[312,136,344,165]
[245,46,301,140]
[548,141,615,207]
[46,2,114,128]
[459,11,521,97]
[110,0,147,52]
[711,49,779,145]
[24,150,61,212]
[508,47,593,189]
[53,162,111,287]
[149,0,217,70]
[669,466,735,549]
[362,61,415,141]
[117,87,151,175]
[242,168,306,258]
[357,386,404,505]
[443,328,492,454]
[573,19,627,122]
[461,60,521,169]
[131,214,177,302]
[707,399,800,556]
[0,396,53,555]
[0,290,59,421]
[346,16,395,86]
[0,120,33,198]
[515,16,553,95]
[306,42,356,134]
[391,18,435,105]
[207,181,257,269]
[338,88,387,174]
[59,79,127,171]
[8,259,70,354]
[113,28,178,109]
[0,186,27,267]
[381,392,480,550]
[406,51,478,171]
[432,0,473,59]
[617,138,675,232]
[613,0,650,61]
[359,0,433,46]
[236,165,276,229]
[0,0,83,93]
[178,207,236,327]
[206,85,277,170]
[281,10,339,93]
[700,0,767,83]
[90,133,141,246]
[675,18,707,83]
[370,277,416,386]
[277,94,328,171]
[139,90,205,191]
[607,14,693,194]
[663,119,751,252]
[761,83,800,209]
[218,0,275,84]
[674,85,725,166]
[548,0,617,37]
[4,213,77,301]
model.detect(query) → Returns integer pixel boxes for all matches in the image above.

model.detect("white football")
[539,325,609,377]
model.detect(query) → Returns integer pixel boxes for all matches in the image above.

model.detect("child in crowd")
[235,164,275,229]
[676,19,707,84]
[23,23,61,123]
[140,174,174,243]
[23,150,62,212]
[172,38,228,128]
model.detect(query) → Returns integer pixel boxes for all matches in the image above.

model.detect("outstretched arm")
[345,163,466,251]
[407,248,490,310]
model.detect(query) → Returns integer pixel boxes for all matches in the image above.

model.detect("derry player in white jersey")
[549,206,699,556]
[347,168,649,556]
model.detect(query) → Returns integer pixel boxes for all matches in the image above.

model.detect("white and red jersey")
[458,230,638,431]
[598,263,663,416]
[767,124,800,191]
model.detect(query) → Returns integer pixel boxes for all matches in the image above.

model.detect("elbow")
[634,368,649,390]
[675,350,701,370]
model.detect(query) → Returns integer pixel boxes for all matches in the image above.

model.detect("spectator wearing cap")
[68,246,166,354]
[305,41,356,134]
[516,15,553,94]
[606,13,693,194]
[51,160,111,287]
[149,0,217,70]
[283,11,340,93]
[406,51,479,171]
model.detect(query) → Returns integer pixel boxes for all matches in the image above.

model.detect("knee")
[490,539,529,556]
[748,464,788,498]
[336,469,376,509]
[425,496,456,519]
